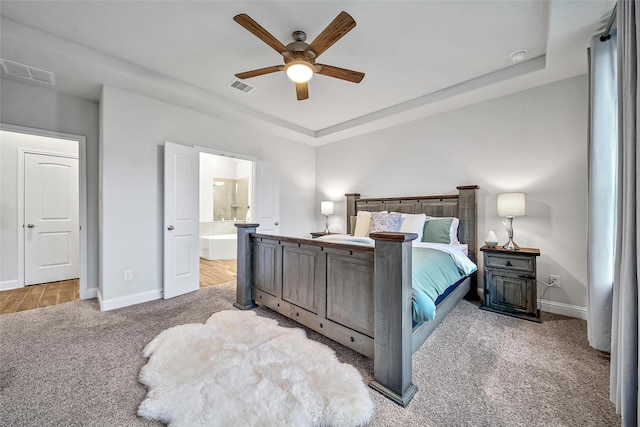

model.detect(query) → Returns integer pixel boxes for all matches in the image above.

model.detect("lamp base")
[323,215,330,234]
[502,239,520,251]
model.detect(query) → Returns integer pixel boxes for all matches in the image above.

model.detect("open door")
[163,141,199,299]
[254,161,280,234]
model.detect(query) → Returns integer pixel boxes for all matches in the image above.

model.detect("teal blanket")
[411,247,466,323]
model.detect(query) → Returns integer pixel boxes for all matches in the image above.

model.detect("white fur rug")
[138,310,375,427]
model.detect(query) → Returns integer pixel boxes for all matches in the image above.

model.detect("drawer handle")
[505,260,512,266]
[518,274,535,279]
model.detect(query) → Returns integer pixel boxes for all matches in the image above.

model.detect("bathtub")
[200,234,237,260]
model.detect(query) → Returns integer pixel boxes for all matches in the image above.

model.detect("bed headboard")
[345,185,479,267]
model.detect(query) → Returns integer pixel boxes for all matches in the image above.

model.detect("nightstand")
[480,245,541,322]
[310,231,334,238]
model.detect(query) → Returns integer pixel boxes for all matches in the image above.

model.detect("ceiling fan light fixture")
[285,61,314,83]
[233,12,363,100]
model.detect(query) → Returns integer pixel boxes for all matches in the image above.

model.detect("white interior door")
[24,153,79,285]
[254,161,280,234]
[163,141,199,299]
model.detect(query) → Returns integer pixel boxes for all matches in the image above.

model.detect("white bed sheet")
[316,234,474,274]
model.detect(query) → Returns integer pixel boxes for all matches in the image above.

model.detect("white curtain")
[587,31,617,352]
[609,2,638,426]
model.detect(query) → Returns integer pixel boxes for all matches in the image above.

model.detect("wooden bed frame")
[234,185,478,406]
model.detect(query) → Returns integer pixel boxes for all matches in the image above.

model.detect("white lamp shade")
[321,201,334,215]
[497,193,526,217]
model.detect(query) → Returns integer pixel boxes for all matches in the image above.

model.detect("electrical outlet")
[549,274,560,287]
[124,270,133,282]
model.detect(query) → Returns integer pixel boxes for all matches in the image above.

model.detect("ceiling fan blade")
[235,66,283,80]
[306,11,356,58]
[296,82,309,101]
[316,64,365,83]
[234,14,289,55]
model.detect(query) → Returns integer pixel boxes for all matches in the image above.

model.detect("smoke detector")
[509,50,528,63]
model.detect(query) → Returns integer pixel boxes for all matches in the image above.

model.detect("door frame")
[162,144,256,299]
[1,124,89,299]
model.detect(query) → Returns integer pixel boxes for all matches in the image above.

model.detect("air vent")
[228,79,254,94]
[0,59,55,86]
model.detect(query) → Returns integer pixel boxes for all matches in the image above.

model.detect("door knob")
[275,222,279,226]
[167,225,174,231]
[27,224,35,228]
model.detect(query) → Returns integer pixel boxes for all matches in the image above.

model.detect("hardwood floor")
[199,259,237,288]
[0,259,237,315]
[0,279,79,315]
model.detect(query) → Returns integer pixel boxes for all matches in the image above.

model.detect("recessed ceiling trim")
[0,0,606,149]
[315,55,547,140]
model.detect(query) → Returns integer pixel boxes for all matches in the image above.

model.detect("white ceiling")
[0,1,614,146]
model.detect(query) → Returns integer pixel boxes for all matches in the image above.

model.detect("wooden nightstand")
[480,245,541,322]
[310,231,334,238]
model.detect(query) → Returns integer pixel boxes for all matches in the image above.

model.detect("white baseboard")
[538,299,587,320]
[0,279,20,291]
[99,289,162,311]
[477,288,587,320]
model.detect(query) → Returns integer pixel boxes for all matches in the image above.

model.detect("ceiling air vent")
[228,78,254,94]
[0,59,55,86]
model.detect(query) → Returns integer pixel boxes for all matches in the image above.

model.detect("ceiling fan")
[233,11,365,101]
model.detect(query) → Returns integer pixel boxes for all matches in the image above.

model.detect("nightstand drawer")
[484,253,535,272]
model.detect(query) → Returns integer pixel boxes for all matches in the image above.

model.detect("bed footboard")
[233,224,258,310]
[234,223,419,406]
[368,232,418,406]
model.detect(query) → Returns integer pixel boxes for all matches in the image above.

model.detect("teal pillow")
[422,218,453,243]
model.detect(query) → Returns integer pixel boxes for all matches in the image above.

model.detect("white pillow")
[399,213,427,241]
[450,217,460,244]
[353,211,372,237]
[425,216,460,244]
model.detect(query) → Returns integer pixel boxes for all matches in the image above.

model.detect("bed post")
[345,193,360,235]
[233,223,259,310]
[457,185,479,300]
[369,231,418,407]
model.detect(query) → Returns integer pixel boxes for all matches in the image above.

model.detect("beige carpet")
[0,281,620,426]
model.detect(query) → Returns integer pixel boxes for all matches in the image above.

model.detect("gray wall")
[0,78,99,296]
[1,74,590,318]
[99,85,316,306]
[316,75,589,317]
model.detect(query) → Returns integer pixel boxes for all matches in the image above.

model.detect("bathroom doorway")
[198,151,252,288]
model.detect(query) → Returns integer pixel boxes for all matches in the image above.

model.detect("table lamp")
[321,201,334,234]
[497,192,526,250]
